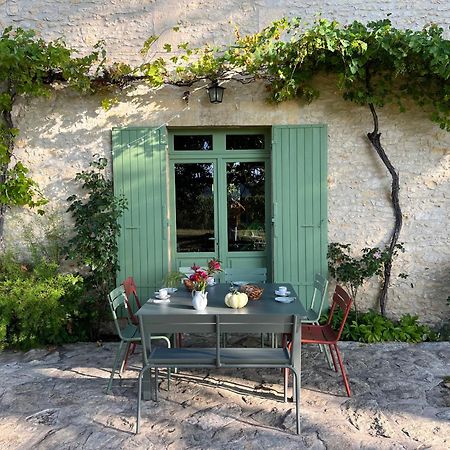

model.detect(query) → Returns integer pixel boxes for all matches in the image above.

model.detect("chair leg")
[283,367,289,402]
[328,344,338,372]
[291,367,300,434]
[333,344,351,397]
[106,340,126,394]
[322,344,334,370]
[121,342,134,373]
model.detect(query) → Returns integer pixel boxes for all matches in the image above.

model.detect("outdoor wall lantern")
[207,81,225,104]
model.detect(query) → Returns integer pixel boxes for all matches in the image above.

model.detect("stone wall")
[1,1,449,325]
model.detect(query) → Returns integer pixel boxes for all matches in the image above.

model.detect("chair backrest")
[326,285,353,340]
[179,266,195,276]
[309,273,329,316]
[107,285,130,338]
[139,312,300,365]
[223,267,267,283]
[122,276,141,323]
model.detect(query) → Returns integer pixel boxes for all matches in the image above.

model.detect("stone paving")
[0,340,449,450]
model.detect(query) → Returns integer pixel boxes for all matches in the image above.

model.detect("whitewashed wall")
[1,1,449,325]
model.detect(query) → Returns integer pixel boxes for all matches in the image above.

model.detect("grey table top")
[137,283,308,319]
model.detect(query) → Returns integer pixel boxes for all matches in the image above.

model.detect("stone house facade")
[1,0,449,325]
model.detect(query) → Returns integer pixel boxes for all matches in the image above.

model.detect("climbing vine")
[154,17,449,315]
[0,27,104,242]
[0,18,448,315]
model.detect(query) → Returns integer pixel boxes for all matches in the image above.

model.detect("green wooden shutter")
[272,125,328,309]
[112,127,168,301]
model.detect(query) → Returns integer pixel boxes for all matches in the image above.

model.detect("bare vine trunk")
[367,103,403,316]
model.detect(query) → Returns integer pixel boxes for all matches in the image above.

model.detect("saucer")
[154,293,171,300]
[231,281,249,286]
[274,296,295,304]
[275,290,290,296]
[152,298,170,304]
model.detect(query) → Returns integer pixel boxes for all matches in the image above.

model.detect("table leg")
[141,352,152,401]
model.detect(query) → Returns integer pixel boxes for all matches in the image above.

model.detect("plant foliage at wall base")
[66,157,127,339]
[0,257,85,350]
[320,308,438,343]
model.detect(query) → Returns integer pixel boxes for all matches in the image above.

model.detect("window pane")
[174,135,213,151]
[175,163,215,252]
[227,162,266,252]
[226,134,265,150]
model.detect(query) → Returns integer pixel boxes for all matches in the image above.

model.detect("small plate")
[152,298,170,304]
[231,281,249,286]
[154,293,171,300]
[274,296,295,304]
[275,290,291,296]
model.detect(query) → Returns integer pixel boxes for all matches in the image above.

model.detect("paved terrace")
[0,339,449,449]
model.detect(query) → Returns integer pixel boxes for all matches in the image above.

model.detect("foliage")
[66,157,127,335]
[328,242,406,311]
[0,27,104,226]
[162,271,184,288]
[169,18,449,129]
[0,257,84,350]
[320,308,437,343]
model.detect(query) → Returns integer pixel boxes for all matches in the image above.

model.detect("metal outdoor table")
[136,282,307,398]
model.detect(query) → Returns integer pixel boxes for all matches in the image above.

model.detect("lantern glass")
[208,82,225,103]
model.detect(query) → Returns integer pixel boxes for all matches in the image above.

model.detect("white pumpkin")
[225,291,248,309]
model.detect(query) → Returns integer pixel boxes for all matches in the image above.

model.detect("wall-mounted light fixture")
[207,81,225,104]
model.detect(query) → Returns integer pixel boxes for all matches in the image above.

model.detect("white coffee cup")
[158,288,168,298]
[278,286,287,295]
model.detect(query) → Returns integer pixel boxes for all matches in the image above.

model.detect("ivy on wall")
[0,18,448,315]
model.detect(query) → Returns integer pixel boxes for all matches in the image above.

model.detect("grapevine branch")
[366,102,403,315]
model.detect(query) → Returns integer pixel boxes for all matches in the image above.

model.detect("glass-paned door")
[174,162,215,253]
[170,128,270,275]
[226,162,266,252]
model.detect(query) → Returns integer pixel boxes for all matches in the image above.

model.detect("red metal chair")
[122,276,141,325]
[121,277,142,369]
[299,285,353,396]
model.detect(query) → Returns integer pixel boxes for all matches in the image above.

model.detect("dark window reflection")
[175,163,215,252]
[226,134,265,150]
[227,162,266,252]
[174,135,213,151]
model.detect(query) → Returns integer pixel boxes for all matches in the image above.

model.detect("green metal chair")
[282,274,332,383]
[106,285,171,394]
[224,267,267,284]
[223,267,268,345]
[305,273,329,323]
[302,273,333,368]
